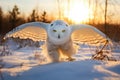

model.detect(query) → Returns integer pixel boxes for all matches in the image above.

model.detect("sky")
[0,0,58,13]
[0,0,120,23]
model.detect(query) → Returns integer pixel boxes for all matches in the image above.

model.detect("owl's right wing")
[4,22,49,41]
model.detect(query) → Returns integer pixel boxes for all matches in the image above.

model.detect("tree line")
[0,5,51,35]
[0,5,120,42]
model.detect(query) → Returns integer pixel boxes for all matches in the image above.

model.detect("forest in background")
[0,0,120,42]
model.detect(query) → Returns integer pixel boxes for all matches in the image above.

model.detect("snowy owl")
[4,20,111,62]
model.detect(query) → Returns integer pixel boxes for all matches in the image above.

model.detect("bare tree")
[28,9,39,22]
[0,7,3,34]
[57,0,61,19]
[9,5,20,29]
[88,0,91,24]
[40,11,48,22]
[104,0,108,36]
[67,0,70,17]
[92,0,98,24]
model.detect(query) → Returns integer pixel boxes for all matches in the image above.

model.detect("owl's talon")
[66,57,75,61]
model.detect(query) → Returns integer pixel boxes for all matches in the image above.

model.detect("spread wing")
[70,24,111,46]
[4,22,49,41]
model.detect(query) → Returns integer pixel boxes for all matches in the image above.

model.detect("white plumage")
[4,20,111,62]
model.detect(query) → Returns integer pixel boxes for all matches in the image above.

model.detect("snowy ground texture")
[0,41,120,80]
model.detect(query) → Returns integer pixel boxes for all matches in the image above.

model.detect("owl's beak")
[58,34,60,39]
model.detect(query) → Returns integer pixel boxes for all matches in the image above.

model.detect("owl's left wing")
[70,24,111,46]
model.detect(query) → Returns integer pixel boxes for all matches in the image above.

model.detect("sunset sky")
[0,0,57,13]
[0,0,120,23]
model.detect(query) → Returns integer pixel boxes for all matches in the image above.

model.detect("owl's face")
[48,20,71,45]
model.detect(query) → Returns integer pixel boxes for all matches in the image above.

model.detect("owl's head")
[48,20,71,45]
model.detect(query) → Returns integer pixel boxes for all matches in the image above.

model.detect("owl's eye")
[53,30,57,32]
[50,23,53,26]
[66,24,68,27]
[62,30,66,32]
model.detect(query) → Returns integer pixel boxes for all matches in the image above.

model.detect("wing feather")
[71,24,111,46]
[4,22,49,41]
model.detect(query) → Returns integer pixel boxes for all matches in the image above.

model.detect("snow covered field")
[0,41,120,80]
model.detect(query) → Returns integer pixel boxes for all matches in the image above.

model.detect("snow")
[3,61,105,80]
[0,42,120,80]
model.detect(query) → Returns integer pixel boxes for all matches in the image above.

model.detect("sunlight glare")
[64,1,90,23]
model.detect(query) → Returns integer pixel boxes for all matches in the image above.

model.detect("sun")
[63,1,90,23]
